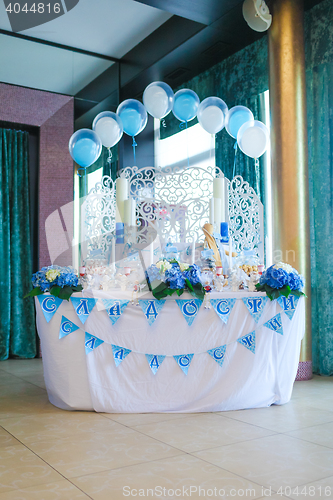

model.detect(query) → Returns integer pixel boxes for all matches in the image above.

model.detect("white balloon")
[92,112,123,148]
[237,120,269,158]
[143,81,174,119]
[199,106,225,134]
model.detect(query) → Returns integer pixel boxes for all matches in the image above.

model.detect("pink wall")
[0,83,74,267]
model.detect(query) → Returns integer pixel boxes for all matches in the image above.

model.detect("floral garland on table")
[255,262,305,300]
[146,259,205,301]
[25,266,82,301]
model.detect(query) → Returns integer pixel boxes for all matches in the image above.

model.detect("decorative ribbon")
[232,141,238,178]
[132,136,137,165]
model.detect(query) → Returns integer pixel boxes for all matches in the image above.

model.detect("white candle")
[214,197,222,226]
[111,236,116,272]
[116,178,129,223]
[213,176,225,222]
[124,198,135,226]
[228,234,232,270]
[191,238,196,265]
[209,197,214,225]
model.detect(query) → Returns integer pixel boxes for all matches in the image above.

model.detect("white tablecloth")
[36,290,305,413]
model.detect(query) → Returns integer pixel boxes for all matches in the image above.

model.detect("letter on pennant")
[59,316,80,339]
[242,296,268,323]
[277,295,299,320]
[84,332,104,354]
[37,295,63,323]
[138,300,165,326]
[173,354,194,375]
[211,298,236,324]
[102,299,129,325]
[111,344,132,367]
[70,297,98,325]
[175,299,202,326]
[145,354,165,374]
[207,345,227,367]
[237,331,256,353]
[264,313,284,335]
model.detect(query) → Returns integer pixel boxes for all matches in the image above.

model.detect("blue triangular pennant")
[173,354,194,375]
[264,313,284,335]
[242,296,268,323]
[237,331,256,353]
[277,295,300,320]
[70,297,98,325]
[84,332,104,354]
[102,299,129,325]
[175,299,202,326]
[37,295,62,323]
[138,300,166,326]
[111,344,132,367]
[207,345,227,367]
[211,298,236,324]
[145,354,166,375]
[59,316,80,339]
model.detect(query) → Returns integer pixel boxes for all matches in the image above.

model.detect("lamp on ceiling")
[242,0,272,32]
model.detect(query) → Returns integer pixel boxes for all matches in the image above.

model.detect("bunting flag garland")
[264,313,284,335]
[237,331,256,353]
[175,299,202,326]
[277,295,300,320]
[207,345,227,367]
[59,316,80,339]
[37,295,63,323]
[173,354,194,375]
[84,332,104,354]
[70,297,98,325]
[138,300,166,326]
[102,299,129,325]
[242,296,268,323]
[111,344,132,367]
[210,298,236,324]
[145,354,166,374]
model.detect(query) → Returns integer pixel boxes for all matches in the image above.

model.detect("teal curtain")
[305,0,333,375]
[0,128,36,360]
[160,35,268,201]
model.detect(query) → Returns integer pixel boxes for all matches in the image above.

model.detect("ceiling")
[0,0,324,129]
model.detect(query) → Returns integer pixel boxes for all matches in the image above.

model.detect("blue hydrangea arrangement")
[255,262,305,300]
[25,265,82,300]
[145,260,205,300]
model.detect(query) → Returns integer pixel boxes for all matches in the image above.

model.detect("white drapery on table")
[36,290,304,413]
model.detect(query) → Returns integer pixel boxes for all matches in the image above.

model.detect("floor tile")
[133,413,276,453]
[0,480,91,500]
[0,373,25,387]
[0,429,21,449]
[103,411,202,427]
[72,454,265,500]
[0,382,46,399]
[287,475,333,499]
[0,360,43,375]
[0,412,122,443]
[0,394,63,420]
[27,427,184,478]
[0,444,63,494]
[286,421,333,449]
[194,434,333,490]
[221,400,333,433]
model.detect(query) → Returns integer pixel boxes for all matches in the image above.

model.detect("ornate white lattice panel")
[120,165,225,245]
[81,176,116,258]
[227,175,264,259]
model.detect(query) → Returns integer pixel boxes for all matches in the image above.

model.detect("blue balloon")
[172,89,200,123]
[117,99,147,137]
[225,106,254,139]
[68,129,102,168]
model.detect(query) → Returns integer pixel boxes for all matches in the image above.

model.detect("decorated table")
[35,290,304,413]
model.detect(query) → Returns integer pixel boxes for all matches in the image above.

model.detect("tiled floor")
[0,360,332,500]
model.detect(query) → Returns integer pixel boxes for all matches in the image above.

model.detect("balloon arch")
[69,81,269,173]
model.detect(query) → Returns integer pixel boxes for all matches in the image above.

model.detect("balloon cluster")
[69,81,269,168]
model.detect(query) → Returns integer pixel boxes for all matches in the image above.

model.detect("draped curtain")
[305,0,333,375]
[160,35,268,202]
[0,128,36,360]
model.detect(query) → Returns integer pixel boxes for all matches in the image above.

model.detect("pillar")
[268,0,312,379]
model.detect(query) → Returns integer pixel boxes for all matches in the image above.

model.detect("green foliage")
[255,282,306,301]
